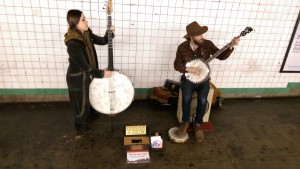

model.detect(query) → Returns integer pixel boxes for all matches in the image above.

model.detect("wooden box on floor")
[177,85,214,123]
[124,136,150,151]
[124,125,150,151]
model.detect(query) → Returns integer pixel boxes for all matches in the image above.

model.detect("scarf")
[64,28,96,68]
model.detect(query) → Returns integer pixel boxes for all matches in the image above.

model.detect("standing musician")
[64,9,115,133]
[174,21,240,142]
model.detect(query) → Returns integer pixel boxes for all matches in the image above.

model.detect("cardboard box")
[124,136,150,151]
[150,132,164,152]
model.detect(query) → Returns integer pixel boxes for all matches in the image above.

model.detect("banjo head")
[168,127,189,143]
[89,71,134,115]
[185,59,210,83]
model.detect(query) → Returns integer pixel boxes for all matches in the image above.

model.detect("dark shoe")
[194,124,204,142]
[175,122,189,138]
[75,123,90,133]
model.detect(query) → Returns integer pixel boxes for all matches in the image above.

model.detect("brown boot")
[175,122,189,137]
[194,124,204,142]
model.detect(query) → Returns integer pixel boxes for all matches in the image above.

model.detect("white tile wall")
[0,0,299,89]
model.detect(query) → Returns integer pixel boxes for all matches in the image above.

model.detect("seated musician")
[173,21,240,142]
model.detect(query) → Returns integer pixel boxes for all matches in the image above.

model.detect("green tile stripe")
[0,88,152,95]
[220,83,300,94]
[0,83,299,95]
[0,88,69,95]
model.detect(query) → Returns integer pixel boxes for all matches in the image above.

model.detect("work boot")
[175,122,189,138]
[194,124,204,142]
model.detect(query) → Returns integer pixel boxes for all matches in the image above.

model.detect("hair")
[67,9,82,29]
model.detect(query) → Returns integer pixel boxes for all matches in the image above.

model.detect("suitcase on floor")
[210,82,224,109]
[149,87,178,106]
[164,79,180,96]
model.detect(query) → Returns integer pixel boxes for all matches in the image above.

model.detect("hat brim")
[183,26,208,38]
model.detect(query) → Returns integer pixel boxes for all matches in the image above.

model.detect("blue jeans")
[181,79,210,125]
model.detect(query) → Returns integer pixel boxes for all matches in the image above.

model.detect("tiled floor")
[0,97,300,169]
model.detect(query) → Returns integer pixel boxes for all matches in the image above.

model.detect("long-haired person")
[64,9,114,133]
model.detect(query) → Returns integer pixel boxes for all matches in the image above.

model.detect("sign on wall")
[280,11,300,73]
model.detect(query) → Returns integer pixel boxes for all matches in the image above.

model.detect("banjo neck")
[205,41,233,64]
[106,0,114,71]
[205,27,254,64]
[107,14,114,71]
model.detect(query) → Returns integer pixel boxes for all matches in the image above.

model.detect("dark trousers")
[66,72,90,124]
[181,79,210,125]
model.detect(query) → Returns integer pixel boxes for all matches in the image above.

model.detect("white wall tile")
[0,0,300,89]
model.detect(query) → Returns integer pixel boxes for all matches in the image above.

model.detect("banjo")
[185,27,253,83]
[89,0,134,115]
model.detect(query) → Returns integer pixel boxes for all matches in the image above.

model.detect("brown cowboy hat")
[183,21,208,38]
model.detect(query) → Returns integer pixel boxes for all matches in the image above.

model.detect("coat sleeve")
[67,40,104,78]
[174,45,187,73]
[89,29,115,45]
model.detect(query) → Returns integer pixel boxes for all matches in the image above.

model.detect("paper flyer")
[127,150,150,164]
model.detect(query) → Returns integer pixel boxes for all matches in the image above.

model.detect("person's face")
[76,13,88,33]
[192,34,205,44]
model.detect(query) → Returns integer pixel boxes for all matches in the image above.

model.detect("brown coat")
[174,39,234,75]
